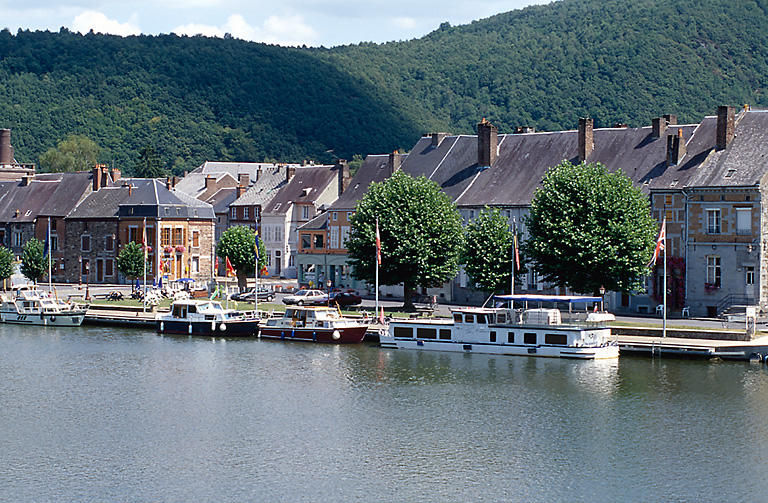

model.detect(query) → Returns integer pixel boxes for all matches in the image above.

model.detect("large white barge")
[381,294,619,359]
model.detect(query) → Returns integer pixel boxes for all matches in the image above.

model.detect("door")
[275,250,281,275]
[96,259,104,283]
[745,265,756,301]
[176,256,182,279]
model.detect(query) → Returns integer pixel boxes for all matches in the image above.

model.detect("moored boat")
[381,294,619,359]
[259,306,367,343]
[0,285,89,326]
[156,299,259,336]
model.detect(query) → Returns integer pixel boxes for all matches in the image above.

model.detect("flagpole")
[511,218,516,297]
[47,217,52,293]
[254,232,259,316]
[143,217,147,313]
[375,219,380,320]
[663,219,667,338]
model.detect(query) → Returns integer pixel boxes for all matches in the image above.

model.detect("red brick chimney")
[236,185,247,198]
[578,118,593,163]
[286,166,296,182]
[110,168,121,183]
[336,159,350,195]
[387,151,402,175]
[100,169,109,188]
[0,129,13,165]
[431,132,447,147]
[477,119,498,167]
[20,174,32,186]
[204,175,216,192]
[716,105,735,150]
[92,165,102,191]
[667,128,687,165]
[238,173,250,186]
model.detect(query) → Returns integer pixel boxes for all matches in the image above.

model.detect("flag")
[513,234,521,271]
[142,217,148,261]
[215,255,219,272]
[43,221,49,258]
[375,220,381,266]
[649,218,666,267]
[254,232,261,263]
[225,256,236,277]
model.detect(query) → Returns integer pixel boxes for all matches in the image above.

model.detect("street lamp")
[599,285,606,312]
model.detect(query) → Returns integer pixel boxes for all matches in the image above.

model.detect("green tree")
[463,207,526,293]
[39,135,100,173]
[0,245,15,289]
[20,238,46,284]
[525,161,657,294]
[217,226,267,290]
[347,171,464,309]
[132,145,166,178]
[117,242,147,284]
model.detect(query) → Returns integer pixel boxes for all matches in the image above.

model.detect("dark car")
[231,288,275,302]
[325,291,362,307]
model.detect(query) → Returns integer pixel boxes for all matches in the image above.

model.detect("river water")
[1,324,767,502]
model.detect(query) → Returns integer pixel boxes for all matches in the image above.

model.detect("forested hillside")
[1,0,767,174]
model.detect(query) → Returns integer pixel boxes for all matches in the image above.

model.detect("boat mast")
[663,218,667,338]
[47,217,52,293]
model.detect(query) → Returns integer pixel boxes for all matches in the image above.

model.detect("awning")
[494,294,603,304]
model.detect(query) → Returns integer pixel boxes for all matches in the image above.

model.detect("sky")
[1,0,552,47]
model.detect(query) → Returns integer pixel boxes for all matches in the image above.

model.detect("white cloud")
[172,13,317,47]
[72,10,140,36]
[392,16,417,29]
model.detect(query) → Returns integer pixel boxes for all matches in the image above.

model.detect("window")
[161,228,171,247]
[301,205,310,220]
[128,226,139,243]
[464,314,474,323]
[736,208,751,235]
[394,327,412,338]
[231,207,237,219]
[489,331,496,343]
[49,235,58,252]
[417,328,437,339]
[706,256,721,286]
[105,259,114,277]
[192,231,200,248]
[746,266,755,286]
[313,234,324,249]
[340,226,351,248]
[453,313,462,322]
[665,194,673,206]
[330,226,340,249]
[706,209,721,234]
[524,333,537,345]
[545,333,567,345]
[507,332,515,343]
[476,314,486,324]
[51,219,57,231]
[191,256,199,274]
[81,259,89,275]
[332,212,338,221]
[439,329,451,340]
[173,228,183,246]
[12,231,21,247]
[289,255,295,267]
[0,229,5,245]
[81,235,91,252]
[301,234,311,250]
[244,207,249,220]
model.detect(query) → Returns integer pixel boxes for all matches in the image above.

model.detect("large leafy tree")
[20,239,46,284]
[463,207,525,294]
[39,135,100,173]
[0,245,14,289]
[347,171,464,309]
[525,161,657,294]
[117,242,147,284]
[132,145,166,178]
[217,226,267,290]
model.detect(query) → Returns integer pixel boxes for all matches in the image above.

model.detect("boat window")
[507,332,515,343]
[545,333,567,345]
[476,314,486,324]
[489,331,496,343]
[188,305,197,314]
[496,313,507,324]
[439,329,451,340]
[464,314,474,323]
[524,332,537,345]
[453,313,462,323]
[417,327,437,339]
[286,309,295,318]
[393,327,412,339]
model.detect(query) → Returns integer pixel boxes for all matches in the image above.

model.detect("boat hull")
[0,310,87,327]
[380,338,619,359]
[157,319,259,337]
[259,325,367,344]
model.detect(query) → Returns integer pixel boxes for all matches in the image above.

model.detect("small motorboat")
[0,285,89,326]
[259,306,368,343]
[156,299,259,336]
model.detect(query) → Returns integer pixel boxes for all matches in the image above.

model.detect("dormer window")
[724,169,736,178]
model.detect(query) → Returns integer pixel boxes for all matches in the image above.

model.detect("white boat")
[156,299,260,336]
[0,286,89,326]
[260,306,368,343]
[381,294,619,359]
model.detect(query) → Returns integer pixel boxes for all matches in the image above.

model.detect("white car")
[282,289,327,306]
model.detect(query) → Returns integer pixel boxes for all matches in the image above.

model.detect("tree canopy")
[0,245,14,288]
[38,135,100,173]
[347,171,464,308]
[217,226,267,289]
[132,145,166,178]
[462,207,524,294]
[117,241,146,282]
[525,161,657,294]
[20,238,46,283]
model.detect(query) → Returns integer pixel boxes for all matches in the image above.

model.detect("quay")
[84,304,157,328]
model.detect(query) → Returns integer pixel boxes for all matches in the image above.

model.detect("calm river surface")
[1,324,767,502]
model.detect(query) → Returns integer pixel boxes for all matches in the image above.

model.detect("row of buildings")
[2,104,766,316]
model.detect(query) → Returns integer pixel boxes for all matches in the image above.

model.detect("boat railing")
[484,308,613,329]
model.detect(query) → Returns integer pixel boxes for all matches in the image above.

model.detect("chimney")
[92,165,102,191]
[21,174,32,186]
[165,177,172,191]
[387,151,402,175]
[578,118,593,162]
[716,105,735,150]
[172,176,179,188]
[667,128,687,165]
[663,114,678,126]
[110,168,121,183]
[336,159,350,195]
[236,185,246,198]
[477,119,498,167]
[204,175,216,192]
[651,117,667,138]
[0,129,13,165]
[286,166,296,182]
[100,168,109,188]
[128,184,133,197]
[514,126,535,134]
[238,173,250,187]
[431,132,447,147]
[256,168,261,182]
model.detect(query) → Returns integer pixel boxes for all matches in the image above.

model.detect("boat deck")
[616,334,768,359]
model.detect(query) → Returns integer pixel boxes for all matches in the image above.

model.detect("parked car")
[282,289,327,305]
[230,287,275,302]
[324,291,363,307]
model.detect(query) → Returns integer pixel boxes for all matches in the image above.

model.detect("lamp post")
[599,285,606,311]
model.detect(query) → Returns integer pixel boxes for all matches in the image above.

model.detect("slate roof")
[174,172,237,198]
[205,187,238,214]
[193,161,302,179]
[262,165,337,215]
[231,164,290,206]
[687,110,768,187]
[331,154,403,210]
[0,172,93,222]
[298,212,329,231]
